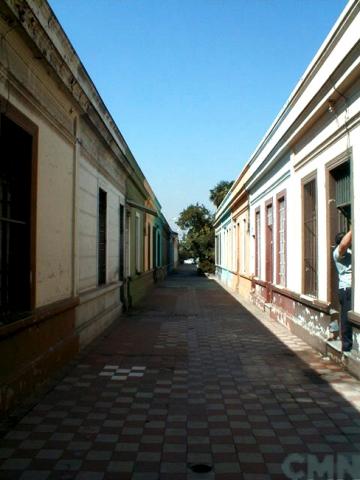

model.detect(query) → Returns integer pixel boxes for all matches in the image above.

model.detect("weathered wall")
[78,154,124,292]
[0,301,78,413]
[36,122,74,306]
[0,16,75,309]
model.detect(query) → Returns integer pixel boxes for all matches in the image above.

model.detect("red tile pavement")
[1,265,360,479]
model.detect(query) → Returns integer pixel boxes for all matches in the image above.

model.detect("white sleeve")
[333,246,342,262]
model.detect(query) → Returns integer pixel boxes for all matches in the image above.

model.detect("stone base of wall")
[216,267,252,298]
[0,298,79,416]
[251,290,360,380]
[269,300,329,355]
[215,273,360,380]
[238,276,252,299]
[76,282,123,348]
[128,271,155,307]
[128,267,168,307]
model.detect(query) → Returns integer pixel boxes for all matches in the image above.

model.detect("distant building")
[0,0,177,414]
[215,0,360,377]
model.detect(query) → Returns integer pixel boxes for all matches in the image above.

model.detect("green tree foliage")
[176,203,215,273]
[209,180,234,208]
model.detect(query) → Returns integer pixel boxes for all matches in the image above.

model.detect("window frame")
[255,207,261,278]
[135,212,141,274]
[0,106,38,320]
[265,198,274,283]
[276,190,287,287]
[302,175,318,297]
[97,187,107,286]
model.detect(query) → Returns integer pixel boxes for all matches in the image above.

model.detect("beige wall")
[36,122,74,306]
[78,159,98,292]
[78,156,126,292]
[0,19,76,308]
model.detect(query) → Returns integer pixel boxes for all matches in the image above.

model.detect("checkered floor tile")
[1,265,360,480]
[99,366,147,381]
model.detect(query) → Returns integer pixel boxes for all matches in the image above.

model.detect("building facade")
[215,0,360,376]
[0,0,177,414]
[214,165,251,298]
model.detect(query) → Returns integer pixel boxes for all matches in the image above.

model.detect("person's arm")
[338,230,352,257]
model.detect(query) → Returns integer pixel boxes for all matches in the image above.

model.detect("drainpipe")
[72,115,80,298]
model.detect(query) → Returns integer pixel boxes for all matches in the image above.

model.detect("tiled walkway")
[1,266,360,479]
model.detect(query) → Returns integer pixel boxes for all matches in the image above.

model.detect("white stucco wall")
[248,157,291,284]
[292,75,360,305]
[78,156,124,293]
[352,129,360,313]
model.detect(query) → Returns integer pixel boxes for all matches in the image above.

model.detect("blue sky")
[49,0,347,230]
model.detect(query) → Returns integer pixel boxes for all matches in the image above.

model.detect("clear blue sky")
[49,0,347,231]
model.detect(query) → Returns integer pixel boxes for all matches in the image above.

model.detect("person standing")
[333,230,352,353]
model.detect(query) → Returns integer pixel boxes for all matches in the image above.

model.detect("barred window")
[255,209,261,277]
[135,212,141,273]
[277,196,286,286]
[98,188,107,285]
[119,204,124,280]
[265,203,273,283]
[303,179,317,296]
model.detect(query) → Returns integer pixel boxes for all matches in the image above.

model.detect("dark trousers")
[338,288,352,351]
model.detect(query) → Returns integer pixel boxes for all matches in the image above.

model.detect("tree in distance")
[177,180,234,273]
[176,203,215,274]
[209,180,234,208]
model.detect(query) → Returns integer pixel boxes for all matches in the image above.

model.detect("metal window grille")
[147,224,151,270]
[119,204,124,280]
[278,198,286,286]
[335,162,350,208]
[266,204,273,283]
[255,211,261,277]
[98,188,107,285]
[135,213,141,272]
[157,231,161,267]
[303,179,317,296]
[267,205,273,226]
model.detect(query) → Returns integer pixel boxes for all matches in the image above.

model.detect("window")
[331,161,351,230]
[119,204,124,280]
[233,224,237,271]
[236,223,240,272]
[265,202,273,283]
[242,218,246,274]
[303,178,317,296]
[0,114,33,324]
[230,226,234,270]
[127,213,131,276]
[215,235,217,264]
[277,195,286,286]
[220,231,222,265]
[255,208,261,277]
[229,227,231,270]
[157,230,161,267]
[335,161,351,219]
[152,227,161,268]
[328,159,352,309]
[152,226,157,268]
[147,223,151,270]
[135,212,141,273]
[98,188,107,285]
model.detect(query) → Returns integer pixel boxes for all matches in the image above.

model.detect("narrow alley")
[1,266,360,480]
